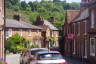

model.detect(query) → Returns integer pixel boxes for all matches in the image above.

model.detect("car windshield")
[38,53,63,60]
[31,49,48,55]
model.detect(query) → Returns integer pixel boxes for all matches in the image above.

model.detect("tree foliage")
[5,34,25,53]
[6,0,80,29]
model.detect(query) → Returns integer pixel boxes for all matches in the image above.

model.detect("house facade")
[34,16,59,48]
[5,15,42,48]
[63,0,96,63]
[63,10,80,56]
[0,0,4,59]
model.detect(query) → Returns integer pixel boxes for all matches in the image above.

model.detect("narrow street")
[6,54,20,64]
[6,54,90,64]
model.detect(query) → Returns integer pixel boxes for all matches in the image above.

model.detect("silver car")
[30,51,68,64]
[20,48,48,64]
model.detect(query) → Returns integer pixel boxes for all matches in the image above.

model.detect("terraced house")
[34,16,59,48]
[0,0,4,59]
[5,15,42,48]
[63,0,96,63]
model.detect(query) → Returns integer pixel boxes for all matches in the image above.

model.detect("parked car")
[50,46,60,51]
[20,48,48,64]
[30,51,67,64]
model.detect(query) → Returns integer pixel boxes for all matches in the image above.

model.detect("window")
[5,29,12,37]
[36,30,39,36]
[73,23,75,35]
[19,29,22,36]
[28,30,32,36]
[84,21,87,35]
[73,39,76,54]
[91,10,95,28]
[90,38,95,56]
[56,32,58,37]
[84,40,87,58]
[78,22,80,35]
[52,32,54,37]
[47,30,50,37]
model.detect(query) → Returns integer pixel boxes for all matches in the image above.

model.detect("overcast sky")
[21,0,81,3]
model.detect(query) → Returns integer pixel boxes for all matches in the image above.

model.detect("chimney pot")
[13,13,20,21]
[50,16,55,24]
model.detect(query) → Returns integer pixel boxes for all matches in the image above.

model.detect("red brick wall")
[6,28,42,47]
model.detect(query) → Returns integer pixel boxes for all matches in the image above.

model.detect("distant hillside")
[6,9,33,24]
[5,0,80,29]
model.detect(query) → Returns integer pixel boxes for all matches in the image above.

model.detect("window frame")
[90,38,96,56]
[28,30,32,36]
[91,9,95,28]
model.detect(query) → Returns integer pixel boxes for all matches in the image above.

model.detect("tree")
[5,33,25,53]
[53,0,61,2]
[20,1,28,10]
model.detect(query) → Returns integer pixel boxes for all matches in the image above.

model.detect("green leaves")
[5,33,25,53]
[6,0,80,29]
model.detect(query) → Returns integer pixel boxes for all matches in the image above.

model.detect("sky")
[21,0,81,3]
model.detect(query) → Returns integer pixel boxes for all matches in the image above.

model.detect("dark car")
[50,46,60,51]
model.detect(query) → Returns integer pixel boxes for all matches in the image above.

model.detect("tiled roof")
[72,9,89,22]
[44,20,58,30]
[6,19,42,30]
[66,10,80,23]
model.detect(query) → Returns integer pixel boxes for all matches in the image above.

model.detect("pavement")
[6,54,20,64]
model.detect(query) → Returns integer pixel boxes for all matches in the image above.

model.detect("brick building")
[34,16,59,48]
[63,0,96,63]
[5,15,42,48]
[0,0,4,59]
[63,10,80,56]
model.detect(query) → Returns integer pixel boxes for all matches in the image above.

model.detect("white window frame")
[56,32,58,37]
[36,30,39,36]
[73,23,75,35]
[28,30,32,36]
[90,38,95,56]
[78,22,80,36]
[20,29,22,36]
[47,30,50,37]
[9,29,12,37]
[84,21,87,35]
[84,40,87,58]
[52,32,54,37]
[91,9,95,28]
[6,29,12,37]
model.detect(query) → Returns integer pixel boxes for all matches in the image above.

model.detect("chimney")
[13,13,20,21]
[36,16,43,21]
[50,17,55,25]
[35,16,44,25]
